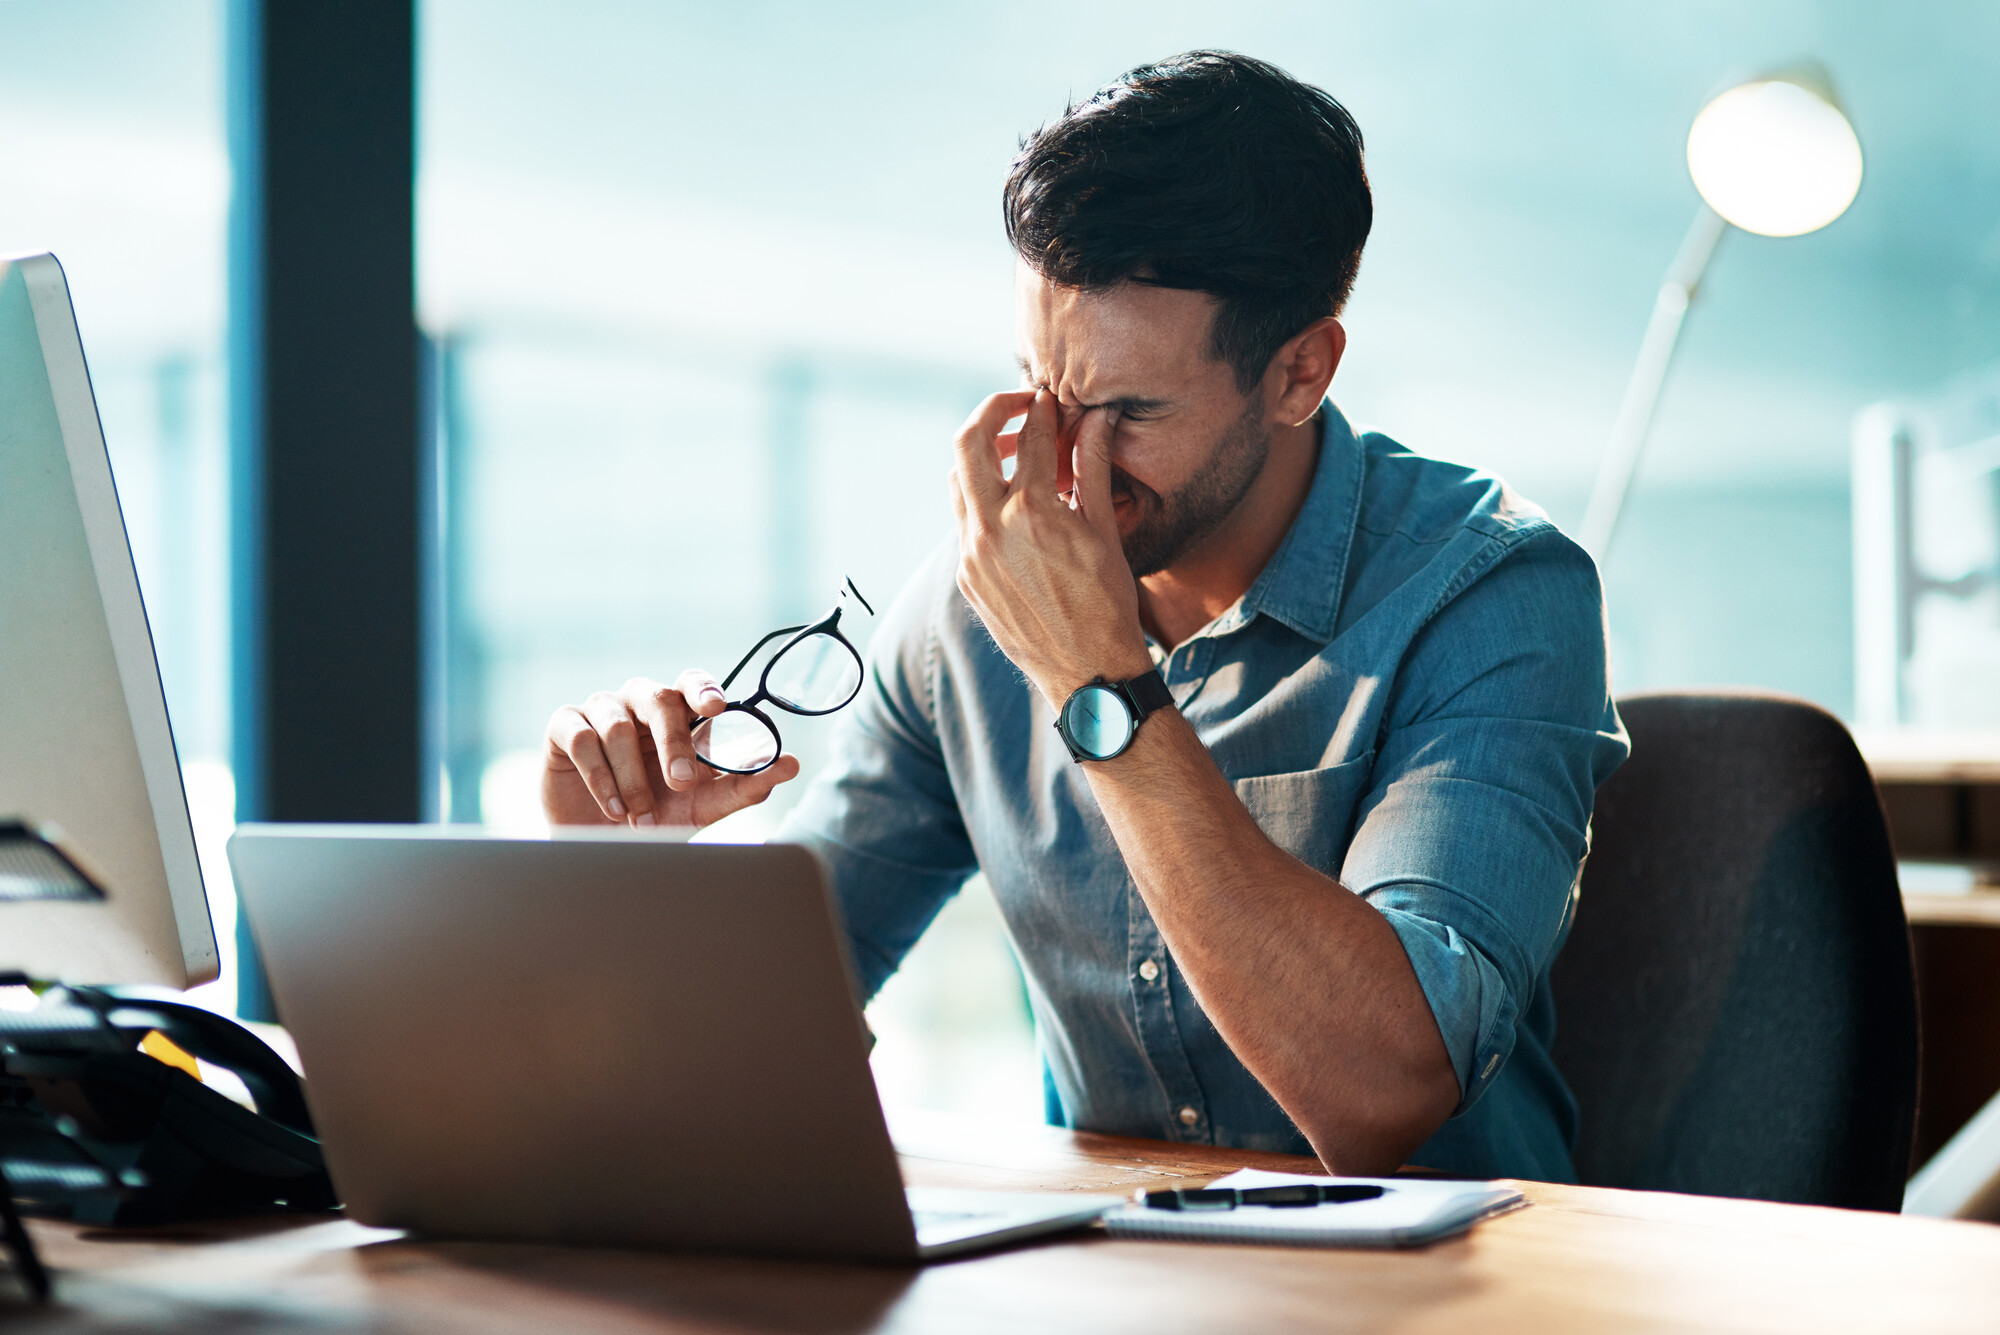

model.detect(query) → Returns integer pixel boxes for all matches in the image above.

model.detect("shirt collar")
[1225,400,1363,646]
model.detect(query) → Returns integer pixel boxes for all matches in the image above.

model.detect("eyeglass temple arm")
[718,625,808,694]
[705,580,871,701]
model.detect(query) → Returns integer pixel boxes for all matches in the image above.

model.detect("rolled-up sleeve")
[1341,531,1628,1114]
[777,556,978,1001]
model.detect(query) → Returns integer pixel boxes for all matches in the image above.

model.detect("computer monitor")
[0,252,217,986]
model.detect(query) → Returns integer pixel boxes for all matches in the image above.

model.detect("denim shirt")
[779,402,1629,1181]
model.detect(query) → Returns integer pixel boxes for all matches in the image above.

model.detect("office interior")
[6,0,2000,1321]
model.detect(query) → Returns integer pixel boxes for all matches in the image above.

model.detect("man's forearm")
[942,380,1451,1168]
[1080,708,1459,1173]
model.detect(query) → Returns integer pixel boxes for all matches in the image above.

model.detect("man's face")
[1014,264,1272,578]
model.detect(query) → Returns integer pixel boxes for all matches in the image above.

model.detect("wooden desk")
[9,1109,2000,1333]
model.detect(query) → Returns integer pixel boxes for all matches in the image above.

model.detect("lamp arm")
[1578,204,1729,560]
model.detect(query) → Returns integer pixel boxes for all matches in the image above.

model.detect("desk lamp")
[1578,66,1864,558]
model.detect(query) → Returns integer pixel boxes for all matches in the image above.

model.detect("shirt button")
[1137,959,1160,983]
[1178,1106,1200,1127]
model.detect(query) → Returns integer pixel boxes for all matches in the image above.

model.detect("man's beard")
[1113,398,1272,578]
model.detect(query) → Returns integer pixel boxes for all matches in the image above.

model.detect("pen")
[1135,1183,1388,1211]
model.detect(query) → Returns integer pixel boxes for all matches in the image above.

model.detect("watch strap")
[1123,668,1174,719]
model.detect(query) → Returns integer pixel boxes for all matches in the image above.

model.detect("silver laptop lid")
[227,825,917,1261]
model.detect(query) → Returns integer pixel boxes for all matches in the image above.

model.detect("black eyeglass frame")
[691,578,875,775]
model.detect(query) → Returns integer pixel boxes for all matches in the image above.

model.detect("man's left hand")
[950,388,1154,705]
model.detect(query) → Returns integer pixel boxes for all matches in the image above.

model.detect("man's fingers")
[688,754,802,827]
[580,691,655,820]
[673,669,728,718]
[547,704,630,822]
[619,676,697,795]
[550,671,793,829]
[953,389,1037,512]
[1072,407,1125,549]
[671,669,729,788]
[1010,389,1062,497]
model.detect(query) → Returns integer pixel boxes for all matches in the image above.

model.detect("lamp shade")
[1686,78,1863,237]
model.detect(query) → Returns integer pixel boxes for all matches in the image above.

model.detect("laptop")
[226,825,1119,1261]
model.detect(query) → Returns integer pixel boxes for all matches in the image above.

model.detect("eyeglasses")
[691,578,876,775]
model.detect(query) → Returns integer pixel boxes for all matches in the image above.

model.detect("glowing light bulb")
[1686,79,1863,237]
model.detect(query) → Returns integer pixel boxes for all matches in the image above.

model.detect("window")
[0,0,236,1009]
[419,3,2000,1118]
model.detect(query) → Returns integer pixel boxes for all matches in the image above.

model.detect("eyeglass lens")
[693,708,781,773]
[764,632,862,713]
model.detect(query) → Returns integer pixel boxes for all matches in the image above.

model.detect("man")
[543,52,1627,1180]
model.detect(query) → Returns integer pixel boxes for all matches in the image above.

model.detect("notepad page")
[1100,1168,1523,1248]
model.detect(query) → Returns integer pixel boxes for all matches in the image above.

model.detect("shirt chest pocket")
[1230,752,1377,878]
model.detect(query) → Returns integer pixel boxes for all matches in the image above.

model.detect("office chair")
[1550,691,1918,1211]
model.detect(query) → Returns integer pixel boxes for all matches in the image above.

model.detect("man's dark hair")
[1004,51,1371,393]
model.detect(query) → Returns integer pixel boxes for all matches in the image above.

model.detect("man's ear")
[1264,318,1345,427]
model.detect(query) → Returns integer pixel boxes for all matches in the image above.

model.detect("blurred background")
[4,0,1998,1123]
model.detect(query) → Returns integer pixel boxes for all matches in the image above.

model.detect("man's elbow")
[1301,1042,1461,1176]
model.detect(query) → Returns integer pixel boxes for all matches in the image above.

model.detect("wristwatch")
[1054,669,1177,763]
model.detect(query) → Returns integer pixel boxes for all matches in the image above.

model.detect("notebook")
[1100,1168,1524,1247]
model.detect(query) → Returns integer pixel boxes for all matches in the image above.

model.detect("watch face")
[1063,683,1134,759]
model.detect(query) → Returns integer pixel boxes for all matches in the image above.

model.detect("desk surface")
[11,1108,2000,1334]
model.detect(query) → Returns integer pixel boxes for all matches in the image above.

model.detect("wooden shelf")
[1904,890,2000,927]
[1856,729,2000,785]
[1846,738,2000,1165]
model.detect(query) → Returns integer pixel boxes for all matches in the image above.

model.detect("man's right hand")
[541,673,801,829]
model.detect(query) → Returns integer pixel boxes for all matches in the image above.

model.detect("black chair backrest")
[1551,691,1917,1210]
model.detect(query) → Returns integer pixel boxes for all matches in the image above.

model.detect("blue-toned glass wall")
[0,2,239,1011]
[418,1,2000,1119]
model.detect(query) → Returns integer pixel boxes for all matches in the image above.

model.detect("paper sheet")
[1099,1167,1524,1248]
